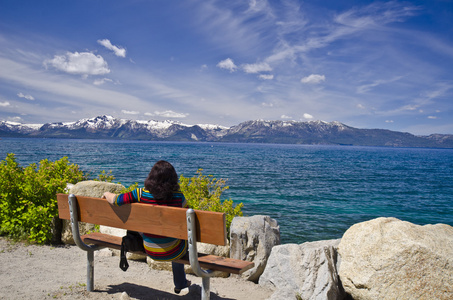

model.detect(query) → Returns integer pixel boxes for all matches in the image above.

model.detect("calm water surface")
[1,138,452,243]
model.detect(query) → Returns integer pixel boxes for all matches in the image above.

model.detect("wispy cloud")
[97,39,127,58]
[357,76,404,94]
[242,62,272,74]
[93,78,113,86]
[121,110,139,115]
[145,110,188,118]
[259,74,274,80]
[17,92,35,100]
[301,74,325,84]
[0,101,10,107]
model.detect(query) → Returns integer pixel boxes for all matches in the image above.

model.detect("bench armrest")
[69,194,102,252]
[187,208,214,278]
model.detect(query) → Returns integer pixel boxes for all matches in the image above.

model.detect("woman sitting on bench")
[102,160,191,294]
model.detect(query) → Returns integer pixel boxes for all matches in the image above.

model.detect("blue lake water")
[1,138,452,244]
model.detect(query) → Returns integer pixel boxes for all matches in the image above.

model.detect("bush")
[0,153,86,244]
[0,154,243,243]
[179,169,243,234]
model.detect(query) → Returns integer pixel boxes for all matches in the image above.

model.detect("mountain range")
[1,115,453,148]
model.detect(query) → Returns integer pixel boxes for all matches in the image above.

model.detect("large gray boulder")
[338,217,453,300]
[61,180,125,244]
[259,239,346,300]
[69,180,125,197]
[230,215,280,282]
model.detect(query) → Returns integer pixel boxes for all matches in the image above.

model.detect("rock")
[69,180,125,197]
[100,226,146,261]
[230,215,280,282]
[61,181,125,244]
[95,248,114,257]
[338,217,453,300]
[259,239,345,300]
[119,291,130,300]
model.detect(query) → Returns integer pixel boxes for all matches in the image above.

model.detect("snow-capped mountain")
[1,115,452,148]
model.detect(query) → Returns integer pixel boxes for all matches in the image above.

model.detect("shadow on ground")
[97,282,235,300]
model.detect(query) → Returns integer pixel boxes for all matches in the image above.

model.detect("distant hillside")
[1,115,452,148]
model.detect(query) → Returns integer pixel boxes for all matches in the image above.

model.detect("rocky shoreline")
[4,180,452,300]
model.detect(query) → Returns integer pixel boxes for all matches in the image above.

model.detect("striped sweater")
[114,188,188,262]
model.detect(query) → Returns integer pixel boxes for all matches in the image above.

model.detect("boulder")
[338,217,453,300]
[99,226,146,261]
[259,239,346,300]
[68,180,125,197]
[61,181,125,244]
[230,215,280,282]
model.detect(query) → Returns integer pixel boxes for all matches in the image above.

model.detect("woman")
[103,160,191,294]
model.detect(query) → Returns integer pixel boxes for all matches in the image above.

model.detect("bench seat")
[82,232,254,274]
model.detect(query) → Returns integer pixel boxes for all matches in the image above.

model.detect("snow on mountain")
[1,115,452,148]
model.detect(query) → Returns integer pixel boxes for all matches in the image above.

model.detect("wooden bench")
[57,193,254,300]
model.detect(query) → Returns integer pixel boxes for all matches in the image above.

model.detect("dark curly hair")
[144,160,179,201]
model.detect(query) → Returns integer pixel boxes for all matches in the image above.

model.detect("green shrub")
[0,153,243,243]
[179,169,243,235]
[0,153,86,244]
[93,169,116,183]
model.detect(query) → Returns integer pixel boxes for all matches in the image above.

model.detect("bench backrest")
[57,193,227,246]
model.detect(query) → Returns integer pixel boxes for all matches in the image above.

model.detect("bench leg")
[87,250,95,292]
[201,277,210,300]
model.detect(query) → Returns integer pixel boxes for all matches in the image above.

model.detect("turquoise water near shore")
[1,138,452,244]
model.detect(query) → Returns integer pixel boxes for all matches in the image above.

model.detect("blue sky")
[0,0,452,135]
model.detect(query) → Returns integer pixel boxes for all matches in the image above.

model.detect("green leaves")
[0,153,86,244]
[0,153,243,243]
[179,169,243,235]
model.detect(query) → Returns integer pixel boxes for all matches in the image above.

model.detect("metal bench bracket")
[68,194,102,292]
[186,208,214,300]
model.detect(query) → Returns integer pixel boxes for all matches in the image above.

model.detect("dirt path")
[0,238,274,300]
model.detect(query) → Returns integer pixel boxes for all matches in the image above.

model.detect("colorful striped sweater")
[113,188,188,262]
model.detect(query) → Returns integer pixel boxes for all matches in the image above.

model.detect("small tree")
[179,169,243,235]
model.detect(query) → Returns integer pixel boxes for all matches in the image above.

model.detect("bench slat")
[81,232,254,274]
[58,194,227,246]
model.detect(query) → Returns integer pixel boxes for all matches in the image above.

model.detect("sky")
[0,0,452,135]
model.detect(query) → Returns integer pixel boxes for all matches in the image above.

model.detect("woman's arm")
[102,192,117,205]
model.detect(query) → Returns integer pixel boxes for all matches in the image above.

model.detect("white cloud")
[259,74,274,80]
[281,114,292,119]
[385,120,394,123]
[97,39,126,58]
[217,58,237,72]
[45,52,110,76]
[261,102,273,107]
[303,113,314,119]
[242,62,272,74]
[9,116,23,122]
[301,74,326,84]
[93,78,113,85]
[121,110,140,115]
[428,116,437,119]
[145,110,188,118]
[357,104,365,109]
[0,101,10,107]
[17,92,35,100]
